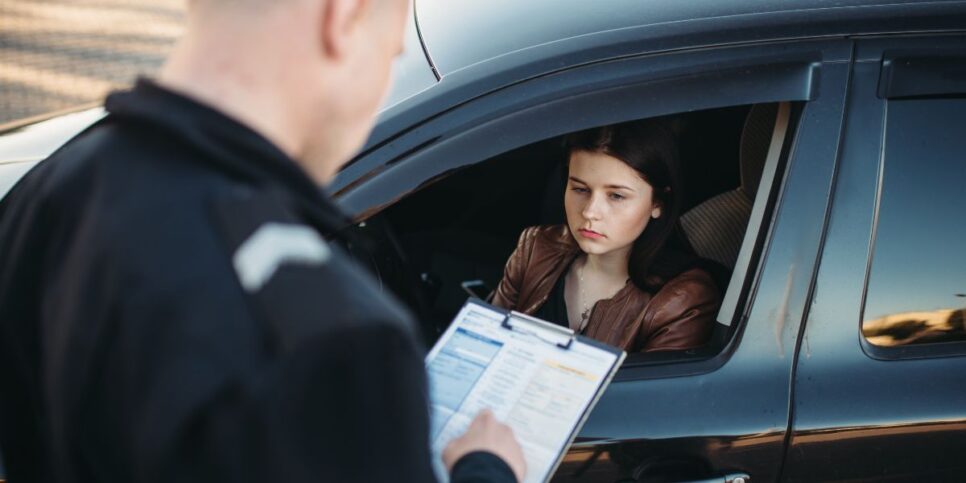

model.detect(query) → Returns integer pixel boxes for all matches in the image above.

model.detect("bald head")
[189,0,394,17]
[162,0,411,184]
[189,0,298,10]
[186,0,309,21]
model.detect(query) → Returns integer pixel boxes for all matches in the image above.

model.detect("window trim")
[718,101,793,325]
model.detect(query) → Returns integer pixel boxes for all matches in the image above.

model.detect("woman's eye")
[571,186,589,194]
[609,193,625,201]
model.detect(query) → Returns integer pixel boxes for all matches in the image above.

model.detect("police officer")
[0,0,526,482]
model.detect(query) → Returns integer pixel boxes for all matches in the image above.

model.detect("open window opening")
[347,101,800,367]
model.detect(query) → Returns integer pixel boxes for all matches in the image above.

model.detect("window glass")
[863,98,966,347]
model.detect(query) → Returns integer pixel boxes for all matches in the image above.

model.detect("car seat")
[680,102,786,270]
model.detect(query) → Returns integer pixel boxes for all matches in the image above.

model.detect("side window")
[337,45,837,365]
[372,101,799,361]
[862,97,966,348]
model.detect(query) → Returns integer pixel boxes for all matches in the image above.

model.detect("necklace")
[573,258,629,333]
[576,260,592,332]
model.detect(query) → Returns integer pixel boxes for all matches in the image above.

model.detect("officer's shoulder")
[219,196,421,341]
[17,120,262,283]
[14,119,222,210]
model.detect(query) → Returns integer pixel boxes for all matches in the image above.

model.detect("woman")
[491,119,719,352]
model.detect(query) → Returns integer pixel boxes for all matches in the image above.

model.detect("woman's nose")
[582,194,604,220]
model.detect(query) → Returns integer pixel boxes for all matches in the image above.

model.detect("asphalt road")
[0,0,185,125]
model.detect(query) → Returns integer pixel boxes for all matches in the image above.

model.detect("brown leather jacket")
[491,225,719,352]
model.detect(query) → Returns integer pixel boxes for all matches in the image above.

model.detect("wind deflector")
[878,55,966,99]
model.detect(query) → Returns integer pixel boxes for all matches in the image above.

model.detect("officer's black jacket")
[0,80,514,483]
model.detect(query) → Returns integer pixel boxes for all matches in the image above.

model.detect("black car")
[2,0,966,481]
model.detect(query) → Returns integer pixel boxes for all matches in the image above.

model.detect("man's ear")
[320,0,370,61]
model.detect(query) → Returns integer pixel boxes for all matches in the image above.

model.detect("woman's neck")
[582,247,631,282]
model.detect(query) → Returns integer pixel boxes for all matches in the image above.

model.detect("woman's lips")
[578,229,605,240]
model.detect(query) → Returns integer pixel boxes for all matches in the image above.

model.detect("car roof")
[416,0,966,76]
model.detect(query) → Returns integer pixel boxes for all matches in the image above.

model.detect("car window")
[362,101,800,363]
[862,97,966,348]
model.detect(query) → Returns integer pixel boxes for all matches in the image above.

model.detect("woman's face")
[565,150,662,257]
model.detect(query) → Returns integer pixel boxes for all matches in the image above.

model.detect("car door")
[336,39,853,482]
[783,35,966,481]
[549,48,851,483]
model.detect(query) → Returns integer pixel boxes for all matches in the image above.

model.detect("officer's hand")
[443,409,527,482]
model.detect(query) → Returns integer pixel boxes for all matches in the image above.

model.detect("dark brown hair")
[564,119,695,291]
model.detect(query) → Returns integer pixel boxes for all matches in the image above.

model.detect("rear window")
[862,97,966,348]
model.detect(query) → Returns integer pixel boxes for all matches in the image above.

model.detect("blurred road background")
[0,0,185,125]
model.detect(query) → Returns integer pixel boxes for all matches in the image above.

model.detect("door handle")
[682,473,750,483]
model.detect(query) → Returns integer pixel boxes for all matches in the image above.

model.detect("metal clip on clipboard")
[500,310,576,350]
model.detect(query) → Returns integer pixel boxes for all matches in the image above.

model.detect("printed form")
[427,300,624,483]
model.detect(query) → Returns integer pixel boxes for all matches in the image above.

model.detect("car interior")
[343,101,795,363]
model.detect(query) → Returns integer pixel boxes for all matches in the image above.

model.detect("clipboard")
[426,298,626,483]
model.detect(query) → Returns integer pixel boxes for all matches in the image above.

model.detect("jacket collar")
[104,78,350,233]
[526,224,642,310]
